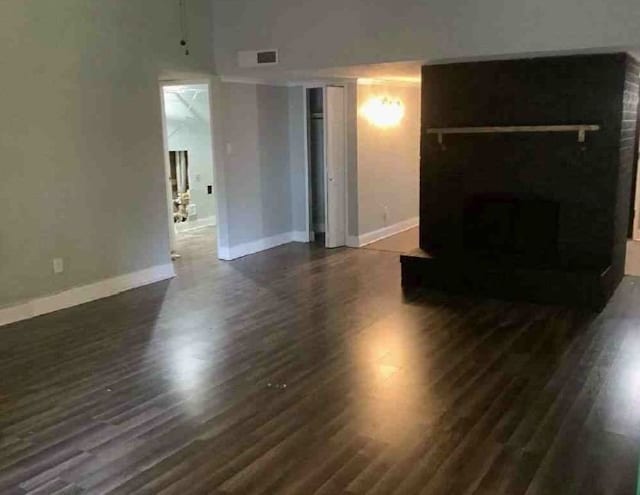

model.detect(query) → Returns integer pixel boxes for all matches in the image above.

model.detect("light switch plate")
[53,258,64,274]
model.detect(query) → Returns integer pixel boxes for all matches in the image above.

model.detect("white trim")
[0,264,175,328]
[303,84,350,249]
[302,86,311,244]
[217,246,232,260]
[159,83,177,252]
[218,232,302,261]
[347,235,360,248]
[626,240,640,276]
[219,76,350,88]
[357,78,421,87]
[324,85,349,248]
[160,77,231,263]
[292,231,310,243]
[160,77,215,85]
[174,215,217,233]
[220,76,295,87]
[352,217,419,247]
[342,85,350,246]
[209,78,232,262]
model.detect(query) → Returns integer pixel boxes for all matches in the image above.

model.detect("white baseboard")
[347,236,360,248]
[0,263,175,328]
[626,240,640,276]
[354,217,419,247]
[175,215,217,233]
[218,231,302,261]
[217,245,231,260]
[292,231,310,243]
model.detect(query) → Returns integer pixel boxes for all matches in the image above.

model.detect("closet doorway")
[305,85,347,248]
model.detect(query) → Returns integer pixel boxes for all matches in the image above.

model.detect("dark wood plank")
[0,227,639,494]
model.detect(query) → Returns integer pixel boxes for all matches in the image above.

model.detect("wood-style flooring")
[1,226,640,494]
[362,228,419,254]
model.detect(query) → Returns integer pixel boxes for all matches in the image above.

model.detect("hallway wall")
[216,81,359,255]
[216,82,294,256]
[356,83,420,240]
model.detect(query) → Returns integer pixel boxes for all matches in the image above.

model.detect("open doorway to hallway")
[161,83,217,261]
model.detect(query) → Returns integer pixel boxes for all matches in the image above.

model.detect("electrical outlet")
[52,258,64,274]
[226,143,233,155]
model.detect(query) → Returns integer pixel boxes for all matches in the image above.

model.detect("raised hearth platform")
[400,249,612,310]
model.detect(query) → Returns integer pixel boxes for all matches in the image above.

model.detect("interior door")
[324,86,347,248]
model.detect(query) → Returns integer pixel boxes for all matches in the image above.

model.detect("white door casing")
[324,86,347,248]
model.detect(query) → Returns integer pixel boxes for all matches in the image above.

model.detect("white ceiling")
[221,60,424,86]
[311,61,422,83]
[219,49,640,87]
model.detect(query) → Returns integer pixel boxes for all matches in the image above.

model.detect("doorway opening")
[169,150,191,223]
[308,88,326,245]
[305,85,347,248]
[161,83,217,261]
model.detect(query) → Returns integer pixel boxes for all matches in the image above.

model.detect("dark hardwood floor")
[1,227,640,494]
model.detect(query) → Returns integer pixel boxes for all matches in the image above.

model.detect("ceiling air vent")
[238,49,279,68]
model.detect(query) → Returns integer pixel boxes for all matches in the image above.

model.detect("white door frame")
[302,83,349,247]
[158,77,230,259]
[324,85,348,248]
[158,83,178,253]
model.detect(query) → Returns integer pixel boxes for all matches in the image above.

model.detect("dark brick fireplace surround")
[401,54,640,309]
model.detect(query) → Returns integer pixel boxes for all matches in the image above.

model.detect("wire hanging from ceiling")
[179,0,190,56]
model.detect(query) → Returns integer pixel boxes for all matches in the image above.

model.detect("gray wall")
[357,84,420,235]
[287,87,308,235]
[164,85,217,222]
[218,83,293,246]
[215,81,360,247]
[346,83,360,238]
[212,0,640,74]
[0,0,214,308]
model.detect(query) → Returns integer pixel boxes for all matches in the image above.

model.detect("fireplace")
[463,194,559,265]
[401,53,640,309]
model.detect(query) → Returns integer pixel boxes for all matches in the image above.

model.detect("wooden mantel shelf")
[427,124,600,144]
